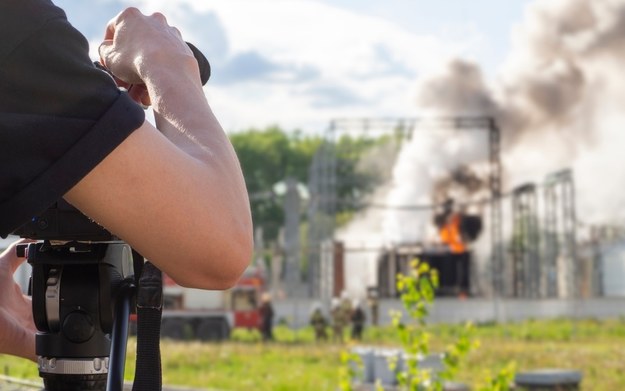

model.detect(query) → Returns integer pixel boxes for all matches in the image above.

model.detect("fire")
[439,213,466,254]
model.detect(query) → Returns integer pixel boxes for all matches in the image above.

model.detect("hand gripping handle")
[95,42,211,85]
[186,42,211,85]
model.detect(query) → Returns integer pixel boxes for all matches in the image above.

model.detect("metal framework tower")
[543,169,577,298]
[307,127,337,297]
[486,119,504,297]
[282,177,304,297]
[511,183,541,298]
[308,116,503,298]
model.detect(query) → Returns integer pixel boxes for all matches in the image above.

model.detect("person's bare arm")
[0,240,37,362]
[64,8,252,289]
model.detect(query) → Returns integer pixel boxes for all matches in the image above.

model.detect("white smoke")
[382,126,491,245]
[338,0,625,297]
[502,0,625,224]
[385,0,625,239]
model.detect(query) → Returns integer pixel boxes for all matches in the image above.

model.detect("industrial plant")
[265,114,625,326]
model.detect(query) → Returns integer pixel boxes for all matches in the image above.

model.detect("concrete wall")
[272,297,625,328]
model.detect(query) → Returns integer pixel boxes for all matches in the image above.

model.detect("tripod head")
[14,199,113,242]
[14,201,137,391]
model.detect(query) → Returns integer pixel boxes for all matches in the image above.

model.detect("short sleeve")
[0,0,145,236]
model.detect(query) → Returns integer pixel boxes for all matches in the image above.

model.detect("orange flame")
[439,213,466,253]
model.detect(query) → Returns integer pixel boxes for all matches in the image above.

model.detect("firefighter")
[309,303,328,342]
[367,288,379,326]
[330,297,346,343]
[259,293,274,341]
[350,300,366,340]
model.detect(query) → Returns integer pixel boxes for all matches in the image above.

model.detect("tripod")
[13,40,210,390]
[15,201,161,391]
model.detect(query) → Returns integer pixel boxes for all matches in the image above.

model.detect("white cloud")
[80,0,484,131]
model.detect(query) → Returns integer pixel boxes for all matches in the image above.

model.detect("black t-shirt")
[0,0,145,237]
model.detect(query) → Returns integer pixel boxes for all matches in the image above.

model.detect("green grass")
[2,319,625,390]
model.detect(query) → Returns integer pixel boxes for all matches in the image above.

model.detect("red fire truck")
[156,266,266,340]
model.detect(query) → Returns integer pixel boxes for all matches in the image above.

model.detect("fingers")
[97,39,114,68]
[127,84,151,107]
[103,8,173,41]
[101,7,142,63]
[150,11,168,24]
[100,7,184,86]
[0,239,34,275]
[103,8,130,38]
[104,7,144,40]
[0,308,36,362]
[171,26,183,39]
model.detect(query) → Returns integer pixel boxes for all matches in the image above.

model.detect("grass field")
[2,318,625,390]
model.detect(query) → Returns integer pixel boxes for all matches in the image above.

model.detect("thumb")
[98,39,114,68]
[0,239,34,275]
[128,84,151,107]
[98,40,133,91]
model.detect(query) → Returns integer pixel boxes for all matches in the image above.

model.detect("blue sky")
[54,0,531,132]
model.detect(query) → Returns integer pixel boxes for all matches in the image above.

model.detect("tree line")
[230,126,394,244]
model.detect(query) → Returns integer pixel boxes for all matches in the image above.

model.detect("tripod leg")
[132,262,163,391]
[107,284,134,391]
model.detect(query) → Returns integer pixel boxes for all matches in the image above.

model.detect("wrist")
[136,51,200,88]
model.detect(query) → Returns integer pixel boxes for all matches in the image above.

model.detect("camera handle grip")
[186,42,211,85]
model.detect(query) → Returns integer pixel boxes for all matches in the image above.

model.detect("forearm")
[66,70,253,288]
[140,62,253,282]
[144,61,250,225]
[68,8,253,288]
[146,59,237,167]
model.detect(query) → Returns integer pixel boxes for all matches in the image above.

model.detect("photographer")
[0,0,253,360]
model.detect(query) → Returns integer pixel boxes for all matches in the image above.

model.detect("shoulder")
[0,0,65,24]
[0,0,67,57]
[0,0,122,120]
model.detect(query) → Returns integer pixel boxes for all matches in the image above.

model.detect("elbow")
[208,241,253,290]
[215,219,254,289]
[172,247,251,290]
[172,224,253,290]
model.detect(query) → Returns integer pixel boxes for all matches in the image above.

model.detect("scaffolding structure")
[306,138,338,297]
[505,169,580,298]
[306,117,503,298]
[543,169,577,298]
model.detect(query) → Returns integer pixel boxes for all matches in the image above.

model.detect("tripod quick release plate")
[13,199,113,241]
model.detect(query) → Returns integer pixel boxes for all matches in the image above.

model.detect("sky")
[54,0,530,133]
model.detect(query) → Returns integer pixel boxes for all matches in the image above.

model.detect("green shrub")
[230,327,262,343]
